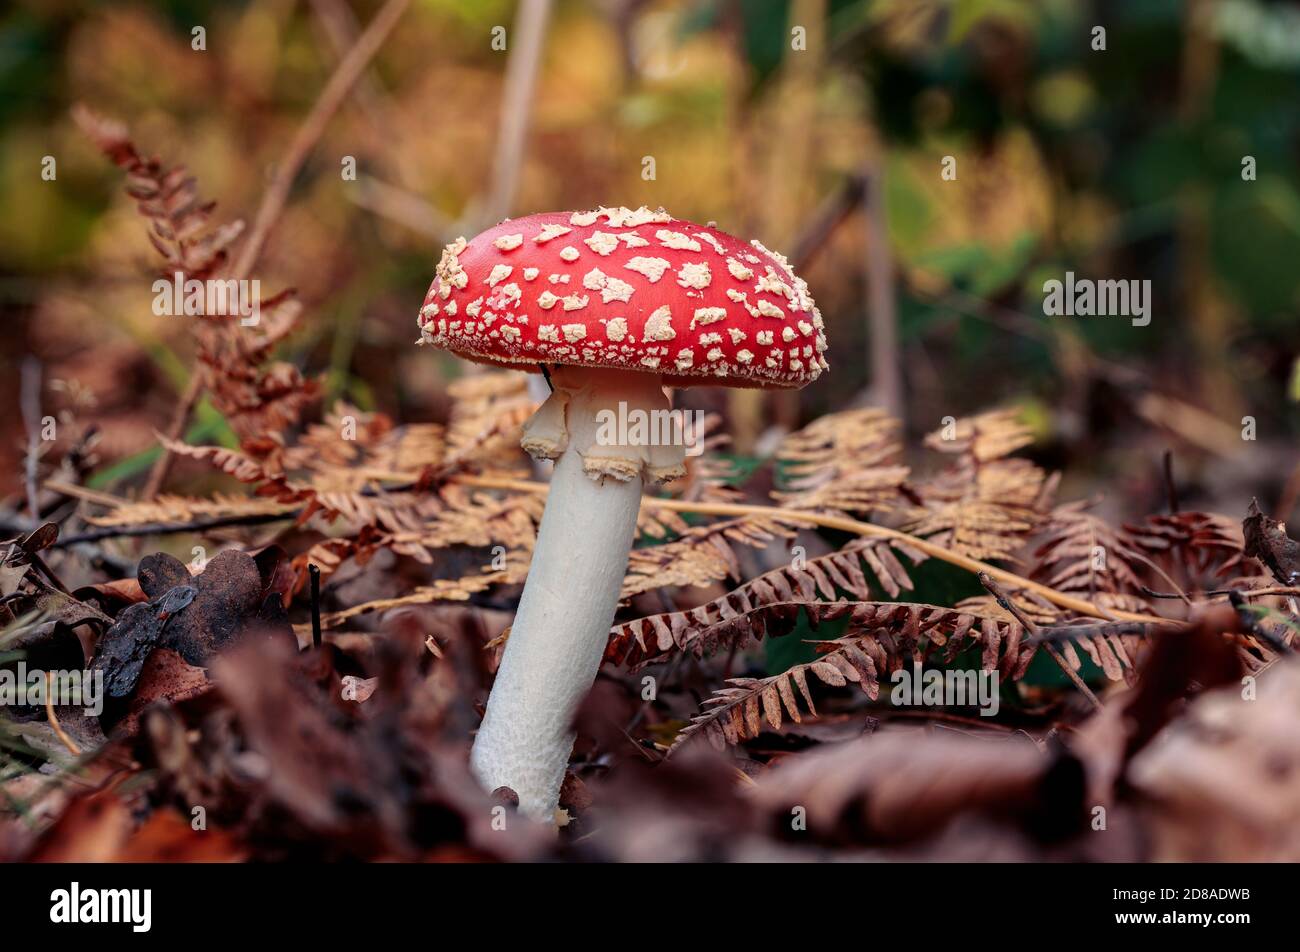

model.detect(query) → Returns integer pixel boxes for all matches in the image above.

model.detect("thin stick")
[49,469,1167,628]
[883,708,1018,732]
[481,0,553,226]
[350,174,450,238]
[1127,550,1192,606]
[309,563,323,649]
[862,158,903,420]
[20,357,43,521]
[142,375,201,500]
[40,479,140,509]
[144,0,411,500]
[1206,585,1300,600]
[1027,621,1175,645]
[790,174,865,271]
[1162,449,1180,514]
[978,572,1102,709]
[309,0,406,173]
[231,0,410,282]
[52,511,292,547]
[45,673,83,756]
[29,552,71,595]
[461,474,1166,625]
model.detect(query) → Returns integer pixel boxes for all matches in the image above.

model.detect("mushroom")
[417,205,829,820]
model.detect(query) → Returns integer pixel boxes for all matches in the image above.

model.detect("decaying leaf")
[1243,497,1300,586]
[1130,660,1300,861]
[89,549,294,705]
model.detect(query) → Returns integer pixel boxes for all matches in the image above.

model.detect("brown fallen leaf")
[583,746,758,862]
[90,584,197,701]
[5,588,112,674]
[135,549,295,665]
[89,548,295,713]
[27,791,131,862]
[1243,497,1300,585]
[1130,660,1300,861]
[118,647,214,737]
[74,576,148,613]
[136,634,554,861]
[1067,603,1244,808]
[114,808,245,862]
[751,727,1068,846]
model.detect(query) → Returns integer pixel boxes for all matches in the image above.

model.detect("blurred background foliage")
[0,0,1297,517]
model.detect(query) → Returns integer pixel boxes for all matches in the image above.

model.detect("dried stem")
[20,357,43,521]
[310,563,323,649]
[862,156,902,420]
[977,572,1102,709]
[52,509,291,546]
[45,673,83,756]
[231,0,410,282]
[790,173,865,271]
[142,375,202,500]
[45,474,1167,628]
[1162,449,1180,514]
[481,0,553,226]
[143,0,411,500]
[463,475,1166,625]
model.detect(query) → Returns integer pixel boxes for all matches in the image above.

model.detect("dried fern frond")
[87,493,297,527]
[445,368,533,418]
[154,403,449,530]
[634,505,692,540]
[77,105,315,442]
[149,395,544,589]
[960,582,1141,683]
[670,600,1026,751]
[279,404,393,472]
[606,537,928,668]
[383,486,545,562]
[923,408,1034,461]
[956,592,1063,627]
[156,437,305,501]
[773,407,910,513]
[279,404,445,489]
[621,514,804,600]
[287,486,544,588]
[443,371,535,472]
[73,104,243,279]
[1124,511,1254,585]
[906,464,1047,561]
[310,564,524,631]
[673,413,746,505]
[907,411,1051,561]
[200,338,317,445]
[610,418,745,543]
[1032,501,1151,614]
[294,535,378,585]
[382,424,447,476]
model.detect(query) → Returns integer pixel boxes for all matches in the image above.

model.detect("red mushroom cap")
[417,206,828,389]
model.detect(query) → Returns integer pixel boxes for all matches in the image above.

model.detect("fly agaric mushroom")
[417,205,828,819]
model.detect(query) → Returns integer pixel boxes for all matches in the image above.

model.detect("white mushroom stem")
[470,366,685,820]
